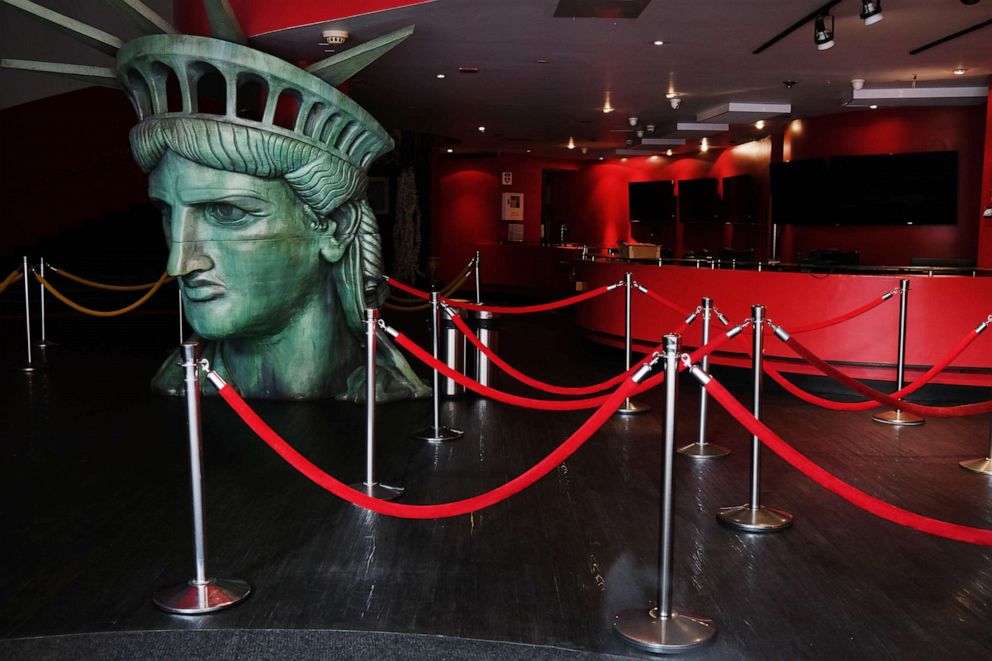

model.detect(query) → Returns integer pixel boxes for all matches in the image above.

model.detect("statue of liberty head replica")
[2,0,429,401]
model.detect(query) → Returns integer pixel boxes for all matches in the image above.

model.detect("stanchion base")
[614,607,716,654]
[17,364,46,373]
[717,504,793,533]
[616,399,652,416]
[872,410,925,426]
[677,442,731,459]
[349,481,405,500]
[153,577,251,614]
[960,457,992,476]
[411,426,463,443]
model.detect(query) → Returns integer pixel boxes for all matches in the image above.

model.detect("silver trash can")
[442,302,467,397]
[472,309,500,388]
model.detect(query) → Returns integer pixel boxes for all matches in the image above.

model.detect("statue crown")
[117,35,392,171]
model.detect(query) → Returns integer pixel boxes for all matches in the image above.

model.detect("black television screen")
[770,158,828,225]
[628,180,676,224]
[829,151,957,225]
[678,178,719,223]
[721,174,757,224]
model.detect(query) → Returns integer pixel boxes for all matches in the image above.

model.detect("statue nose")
[166,212,213,277]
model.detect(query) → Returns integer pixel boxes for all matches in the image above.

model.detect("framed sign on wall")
[501,192,524,221]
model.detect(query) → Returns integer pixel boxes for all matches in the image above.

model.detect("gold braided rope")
[50,266,175,291]
[0,269,23,295]
[384,269,473,312]
[387,262,474,304]
[34,271,172,317]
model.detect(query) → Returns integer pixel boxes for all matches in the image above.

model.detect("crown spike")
[105,0,178,35]
[307,25,415,87]
[1,58,121,89]
[1,0,124,56]
[202,0,247,45]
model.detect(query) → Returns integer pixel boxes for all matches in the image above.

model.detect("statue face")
[149,152,329,340]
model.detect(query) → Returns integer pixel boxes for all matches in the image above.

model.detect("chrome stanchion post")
[873,279,925,425]
[614,335,717,653]
[960,384,992,476]
[617,272,651,415]
[716,305,793,532]
[473,250,482,305]
[679,297,730,458]
[178,284,185,344]
[18,256,41,373]
[35,257,52,348]
[352,309,404,499]
[412,291,463,442]
[153,341,250,614]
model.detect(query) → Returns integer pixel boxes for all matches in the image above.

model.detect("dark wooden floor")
[2,305,991,659]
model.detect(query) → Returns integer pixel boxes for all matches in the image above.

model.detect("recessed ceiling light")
[700,137,710,153]
[953,67,967,75]
[621,158,628,162]
[567,136,576,149]
[666,149,673,156]
[653,40,665,46]
[869,104,878,109]
[436,73,445,79]
[665,92,677,99]
[754,120,766,130]
[649,155,659,161]
[536,59,548,64]
[599,156,604,160]
[478,126,486,132]
[446,148,453,153]
[526,148,532,153]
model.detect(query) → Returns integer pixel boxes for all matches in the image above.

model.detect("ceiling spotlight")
[581,147,588,154]
[646,124,655,133]
[665,91,677,99]
[869,104,878,109]
[851,78,865,90]
[669,97,681,109]
[436,73,446,79]
[628,116,639,126]
[446,148,453,153]
[478,125,486,132]
[599,156,604,161]
[603,101,614,113]
[754,120,766,129]
[814,14,835,50]
[567,136,576,149]
[653,40,665,46]
[860,0,883,26]
[953,67,967,75]
[700,137,709,153]
[636,129,645,138]
[666,149,673,156]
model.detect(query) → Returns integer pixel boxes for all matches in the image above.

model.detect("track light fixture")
[814,14,835,50]
[860,0,883,25]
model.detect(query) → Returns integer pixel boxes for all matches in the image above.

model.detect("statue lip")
[182,276,225,302]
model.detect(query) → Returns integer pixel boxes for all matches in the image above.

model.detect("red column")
[977,85,992,268]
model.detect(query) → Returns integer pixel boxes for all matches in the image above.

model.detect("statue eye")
[205,202,249,224]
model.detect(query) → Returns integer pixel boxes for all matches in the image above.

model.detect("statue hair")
[130,116,388,336]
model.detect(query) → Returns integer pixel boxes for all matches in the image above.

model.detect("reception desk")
[572,260,992,387]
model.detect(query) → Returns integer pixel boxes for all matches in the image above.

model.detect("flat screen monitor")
[829,151,957,225]
[770,158,828,225]
[720,174,757,224]
[628,180,676,224]
[678,177,719,223]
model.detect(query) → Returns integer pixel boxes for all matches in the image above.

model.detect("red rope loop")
[212,376,638,519]
[701,375,992,546]
[777,330,992,418]
[786,290,894,334]
[636,285,692,316]
[441,284,615,314]
[384,277,432,300]
[450,311,653,396]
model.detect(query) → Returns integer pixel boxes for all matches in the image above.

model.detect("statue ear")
[319,234,346,263]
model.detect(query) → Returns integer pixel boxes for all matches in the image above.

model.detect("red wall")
[435,153,579,281]
[978,88,992,269]
[783,106,985,265]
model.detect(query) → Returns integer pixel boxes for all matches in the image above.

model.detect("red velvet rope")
[781,333,992,417]
[638,287,692,316]
[391,322,743,409]
[441,285,613,314]
[763,325,985,411]
[702,376,992,546]
[787,292,891,334]
[214,377,638,519]
[450,312,674,395]
[385,277,432,300]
